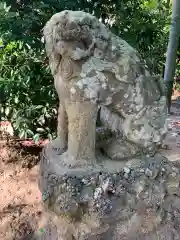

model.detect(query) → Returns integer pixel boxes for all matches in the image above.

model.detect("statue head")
[43,10,112,74]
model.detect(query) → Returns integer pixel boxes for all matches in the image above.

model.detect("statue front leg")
[60,100,98,168]
[50,102,68,154]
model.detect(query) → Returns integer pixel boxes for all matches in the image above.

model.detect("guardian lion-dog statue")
[43,10,167,168]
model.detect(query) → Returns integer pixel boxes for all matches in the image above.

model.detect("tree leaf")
[33,133,40,144]
[5,107,10,116]
[48,133,52,140]
[27,129,34,136]
[19,129,25,139]
[36,127,45,133]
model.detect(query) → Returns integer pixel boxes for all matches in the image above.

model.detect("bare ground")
[0,98,180,240]
[0,141,43,240]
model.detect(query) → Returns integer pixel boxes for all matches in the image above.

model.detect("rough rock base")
[38,145,180,240]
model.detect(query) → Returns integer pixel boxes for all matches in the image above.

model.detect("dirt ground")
[0,140,43,240]
[0,97,180,240]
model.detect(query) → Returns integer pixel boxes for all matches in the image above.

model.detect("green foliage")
[0,0,178,140]
[104,0,172,74]
[176,44,180,82]
[0,39,57,139]
[175,49,180,92]
[0,2,59,139]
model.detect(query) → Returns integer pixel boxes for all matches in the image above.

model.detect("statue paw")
[59,152,96,168]
[47,138,66,155]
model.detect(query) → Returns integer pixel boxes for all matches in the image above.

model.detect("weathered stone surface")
[38,147,180,239]
[43,10,167,167]
[37,10,174,240]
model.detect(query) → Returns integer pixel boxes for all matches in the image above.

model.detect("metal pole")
[164,0,180,114]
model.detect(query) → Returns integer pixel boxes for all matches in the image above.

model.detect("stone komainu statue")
[43,10,167,167]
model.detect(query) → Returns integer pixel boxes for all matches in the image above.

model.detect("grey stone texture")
[37,10,180,240]
[38,148,180,239]
[43,10,167,166]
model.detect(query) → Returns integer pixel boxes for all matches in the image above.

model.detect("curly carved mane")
[43,10,118,74]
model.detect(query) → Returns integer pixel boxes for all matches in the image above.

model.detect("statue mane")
[43,11,123,74]
[43,10,110,48]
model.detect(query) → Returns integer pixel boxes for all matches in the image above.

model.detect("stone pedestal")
[38,145,180,240]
